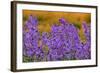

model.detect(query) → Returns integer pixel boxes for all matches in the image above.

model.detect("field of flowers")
[23,10,91,62]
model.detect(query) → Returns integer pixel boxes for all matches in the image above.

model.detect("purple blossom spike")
[23,16,91,62]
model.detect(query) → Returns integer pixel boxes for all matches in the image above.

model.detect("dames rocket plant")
[23,15,91,62]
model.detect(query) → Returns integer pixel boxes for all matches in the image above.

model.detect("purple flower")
[82,22,91,41]
[23,15,91,61]
[26,48,34,57]
[59,18,68,25]
[29,15,38,26]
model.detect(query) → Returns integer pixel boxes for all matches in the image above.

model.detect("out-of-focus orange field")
[23,10,91,41]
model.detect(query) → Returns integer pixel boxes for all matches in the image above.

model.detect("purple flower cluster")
[23,15,44,61]
[23,15,91,62]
